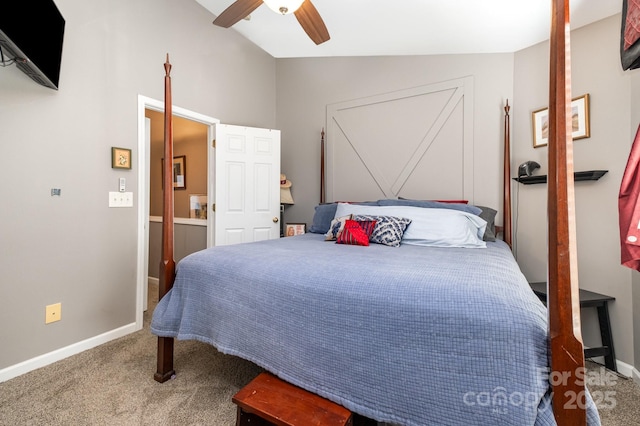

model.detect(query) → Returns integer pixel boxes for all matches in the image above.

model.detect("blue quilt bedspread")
[151,233,600,425]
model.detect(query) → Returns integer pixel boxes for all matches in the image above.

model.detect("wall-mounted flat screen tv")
[0,0,65,89]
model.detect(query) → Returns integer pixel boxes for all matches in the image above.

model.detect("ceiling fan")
[212,0,330,45]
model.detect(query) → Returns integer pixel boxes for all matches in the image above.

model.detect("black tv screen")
[0,0,65,89]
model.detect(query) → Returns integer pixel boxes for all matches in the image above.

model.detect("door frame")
[135,95,218,329]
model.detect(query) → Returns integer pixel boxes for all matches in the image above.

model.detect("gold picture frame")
[531,93,590,148]
[111,147,132,169]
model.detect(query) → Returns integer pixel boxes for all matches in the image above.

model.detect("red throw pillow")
[336,220,377,246]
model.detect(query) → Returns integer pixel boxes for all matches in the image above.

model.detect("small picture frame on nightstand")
[285,223,306,237]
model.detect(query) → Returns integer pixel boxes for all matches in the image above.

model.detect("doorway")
[135,95,218,329]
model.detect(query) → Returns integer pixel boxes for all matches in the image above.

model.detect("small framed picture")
[162,155,187,190]
[285,223,306,237]
[111,147,132,169]
[531,94,591,148]
[172,155,186,189]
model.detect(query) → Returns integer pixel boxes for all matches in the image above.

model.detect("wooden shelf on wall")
[513,170,608,185]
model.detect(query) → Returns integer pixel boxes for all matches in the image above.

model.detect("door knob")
[273,217,279,223]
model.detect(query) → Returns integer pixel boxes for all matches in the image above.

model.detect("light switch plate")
[109,191,133,207]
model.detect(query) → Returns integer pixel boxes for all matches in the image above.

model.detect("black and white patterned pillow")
[353,215,412,247]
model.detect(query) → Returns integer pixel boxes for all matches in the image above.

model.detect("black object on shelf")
[513,170,608,185]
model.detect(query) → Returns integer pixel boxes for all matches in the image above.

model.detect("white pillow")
[334,203,487,248]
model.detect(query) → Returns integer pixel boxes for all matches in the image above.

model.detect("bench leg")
[353,414,378,426]
[237,407,274,426]
[596,303,617,372]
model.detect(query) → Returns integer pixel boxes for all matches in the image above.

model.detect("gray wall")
[0,0,275,370]
[276,54,514,230]
[512,15,636,367]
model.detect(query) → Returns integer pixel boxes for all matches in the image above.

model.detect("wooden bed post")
[320,128,325,204]
[548,0,586,423]
[503,101,512,249]
[154,54,176,383]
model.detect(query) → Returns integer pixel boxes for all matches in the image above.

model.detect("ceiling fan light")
[263,0,305,15]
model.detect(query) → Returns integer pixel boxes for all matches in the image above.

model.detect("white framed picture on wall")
[189,194,207,219]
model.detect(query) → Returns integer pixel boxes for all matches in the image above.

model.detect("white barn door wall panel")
[213,124,281,246]
[326,77,474,203]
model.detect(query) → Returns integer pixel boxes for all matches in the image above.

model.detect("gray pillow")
[474,205,497,242]
[378,198,482,215]
[309,203,338,234]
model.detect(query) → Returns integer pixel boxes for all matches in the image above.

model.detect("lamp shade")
[280,173,294,204]
[263,0,305,15]
[281,187,294,204]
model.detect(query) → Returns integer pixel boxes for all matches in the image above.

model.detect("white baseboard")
[0,322,138,384]
[613,359,634,378]
[632,366,640,386]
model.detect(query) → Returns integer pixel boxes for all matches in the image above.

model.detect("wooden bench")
[232,372,354,426]
[529,281,617,372]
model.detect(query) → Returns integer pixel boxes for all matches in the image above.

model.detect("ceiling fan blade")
[213,0,263,28]
[294,0,330,45]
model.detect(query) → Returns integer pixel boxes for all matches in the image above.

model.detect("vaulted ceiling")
[196,0,621,58]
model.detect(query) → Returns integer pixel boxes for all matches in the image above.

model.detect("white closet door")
[212,124,281,246]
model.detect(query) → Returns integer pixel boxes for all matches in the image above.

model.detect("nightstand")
[529,282,617,372]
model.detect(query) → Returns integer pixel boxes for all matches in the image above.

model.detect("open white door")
[212,124,281,246]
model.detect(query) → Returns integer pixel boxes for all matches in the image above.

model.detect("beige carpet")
[586,363,640,425]
[0,286,262,425]
[0,284,638,425]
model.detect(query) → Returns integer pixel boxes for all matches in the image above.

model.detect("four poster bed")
[151,1,600,424]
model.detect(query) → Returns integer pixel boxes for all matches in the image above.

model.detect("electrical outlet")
[45,303,62,324]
